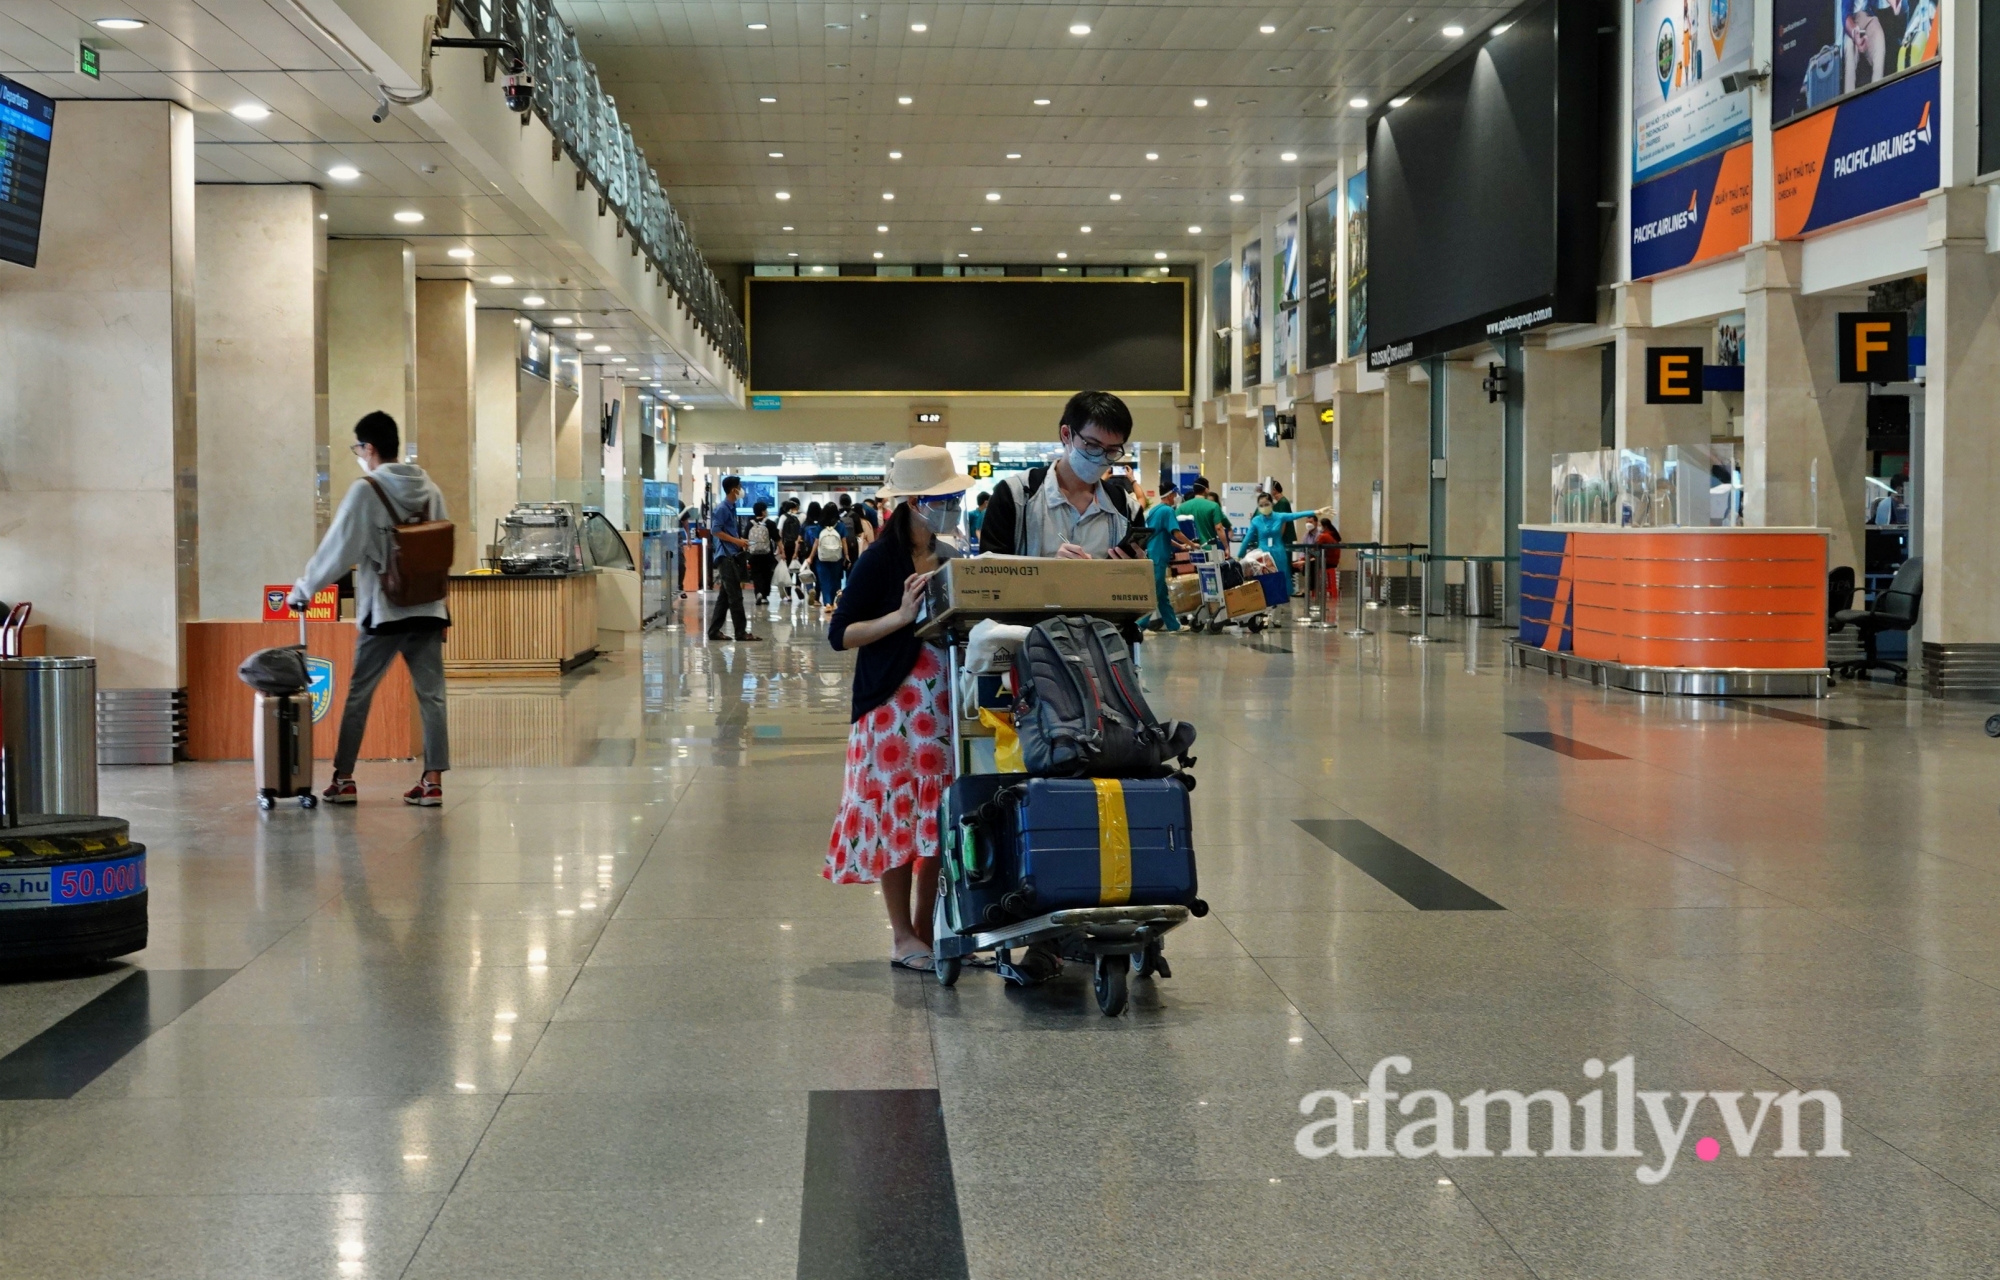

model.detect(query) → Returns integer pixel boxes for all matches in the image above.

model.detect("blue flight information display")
[0,74,56,268]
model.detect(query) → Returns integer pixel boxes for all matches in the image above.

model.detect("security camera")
[371,88,391,123]
[501,66,533,113]
[1720,66,1770,93]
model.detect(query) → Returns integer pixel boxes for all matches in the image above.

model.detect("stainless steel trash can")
[0,656,99,824]
[1465,559,1501,619]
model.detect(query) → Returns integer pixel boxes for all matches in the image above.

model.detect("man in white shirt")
[976,390,1147,560]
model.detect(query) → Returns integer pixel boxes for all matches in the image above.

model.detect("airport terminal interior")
[5,0,2000,1277]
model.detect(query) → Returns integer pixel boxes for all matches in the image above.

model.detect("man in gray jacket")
[290,411,450,807]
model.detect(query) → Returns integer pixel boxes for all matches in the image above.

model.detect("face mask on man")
[1062,430,1112,486]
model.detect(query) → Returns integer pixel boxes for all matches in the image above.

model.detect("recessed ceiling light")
[971,225,983,231]
[897,96,913,105]
[910,22,927,32]
[576,332,594,340]
[760,96,777,103]
[1069,23,1091,35]
[551,316,572,325]
[1145,152,1159,160]
[522,294,546,305]
[985,192,1001,201]
[326,164,360,181]
[768,151,784,157]
[882,192,895,201]
[1108,192,1121,201]
[1032,98,1051,106]
[1154,252,1168,260]
[775,191,791,200]
[393,210,424,223]
[1348,97,1369,109]
[786,251,799,257]
[1391,96,1410,107]
[872,251,884,259]
[782,225,794,230]
[230,103,270,121]
[1056,251,1068,259]
[1229,192,1245,202]
[1005,152,1022,160]
[489,275,514,284]
[447,247,473,258]
[1192,97,1208,108]
[94,17,146,29]
[889,150,902,159]
[1492,22,1512,33]
[958,252,969,258]
[1280,151,1298,162]
[1442,24,1465,37]
[747,21,767,30]
[1080,225,1092,233]
[318,212,327,220]
[877,224,889,232]
[1187,225,1202,233]
[610,357,625,363]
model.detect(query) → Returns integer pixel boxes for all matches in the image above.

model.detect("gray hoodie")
[294,463,449,631]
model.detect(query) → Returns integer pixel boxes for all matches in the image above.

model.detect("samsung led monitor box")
[924,556,1155,625]
[0,74,57,269]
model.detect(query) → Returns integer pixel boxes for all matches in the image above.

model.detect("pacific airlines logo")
[1632,189,1702,245]
[1828,99,1934,178]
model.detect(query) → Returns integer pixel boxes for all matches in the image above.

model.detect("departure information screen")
[0,74,56,268]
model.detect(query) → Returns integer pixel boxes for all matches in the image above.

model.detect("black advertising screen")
[747,277,1187,393]
[1302,190,1337,370]
[0,74,56,268]
[1365,0,1599,366]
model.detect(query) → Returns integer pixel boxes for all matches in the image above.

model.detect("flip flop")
[890,950,934,973]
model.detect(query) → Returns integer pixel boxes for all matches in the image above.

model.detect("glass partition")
[1550,444,1741,527]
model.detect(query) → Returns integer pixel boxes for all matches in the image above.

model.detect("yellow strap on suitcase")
[1092,778,1132,905]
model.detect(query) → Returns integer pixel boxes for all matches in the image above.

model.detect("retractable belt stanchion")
[1342,543,1381,637]
[1409,553,1441,645]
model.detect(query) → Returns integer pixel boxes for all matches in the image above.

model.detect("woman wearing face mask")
[1237,492,1322,563]
[824,446,974,973]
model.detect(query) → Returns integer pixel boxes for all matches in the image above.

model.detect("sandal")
[890,950,934,973]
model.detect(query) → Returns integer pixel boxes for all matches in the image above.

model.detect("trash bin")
[1465,559,1501,619]
[0,656,98,824]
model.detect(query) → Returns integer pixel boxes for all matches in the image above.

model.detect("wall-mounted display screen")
[1210,260,1232,394]
[746,277,1187,393]
[1344,171,1368,359]
[1302,191,1336,370]
[1774,0,1938,125]
[1365,0,1600,367]
[1632,0,1754,179]
[0,74,57,269]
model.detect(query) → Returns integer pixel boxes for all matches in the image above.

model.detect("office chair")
[1826,566,1855,632]
[1831,557,1922,683]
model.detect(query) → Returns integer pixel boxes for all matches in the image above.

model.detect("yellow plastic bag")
[977,707,1025,773]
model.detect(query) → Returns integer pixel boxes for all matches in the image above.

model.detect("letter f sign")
[1840,312,1908,383]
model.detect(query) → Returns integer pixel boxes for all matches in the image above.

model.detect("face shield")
[915,493,964,540]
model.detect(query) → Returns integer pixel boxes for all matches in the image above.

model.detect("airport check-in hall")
[4,0,2000,1276]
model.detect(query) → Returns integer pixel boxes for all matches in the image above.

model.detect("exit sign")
[78,43,100,78]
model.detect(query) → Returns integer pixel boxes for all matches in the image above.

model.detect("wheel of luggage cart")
[1247,615,1268,633]
[1092,953,1128,1016]
[1131,939,1171,980]
[1987,714,2000,738]
[299,793,318,809]
[257,794,275,811]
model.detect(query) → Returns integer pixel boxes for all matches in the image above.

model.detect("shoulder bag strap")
[363,476,411,526]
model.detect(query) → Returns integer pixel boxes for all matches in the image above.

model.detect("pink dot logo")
[1695,1136,1721,1162]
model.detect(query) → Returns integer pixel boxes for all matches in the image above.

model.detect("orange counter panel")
[185,620,421,761]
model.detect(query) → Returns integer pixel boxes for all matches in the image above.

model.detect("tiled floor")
[4,597,2000,1278]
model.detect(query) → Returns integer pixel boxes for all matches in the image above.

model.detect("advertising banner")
[1211,259,1232,394]
[1273,214,1300,379]
[1241,240,1263,387]
[1344,171,1368,359]
[1303,191,1336,370]
[1628,141,1752,277]
[1633,0,1754,180]
[1773,63,1937,238]
[1773,0,1939,125]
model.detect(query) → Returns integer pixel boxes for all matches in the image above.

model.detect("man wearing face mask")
[976,390,1148,560]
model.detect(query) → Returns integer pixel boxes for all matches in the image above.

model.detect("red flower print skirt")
[824,644,954,884]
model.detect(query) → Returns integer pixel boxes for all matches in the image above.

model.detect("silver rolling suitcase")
[253,610,318,810]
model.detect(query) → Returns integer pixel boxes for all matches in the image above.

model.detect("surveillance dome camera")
[371,89,391,124]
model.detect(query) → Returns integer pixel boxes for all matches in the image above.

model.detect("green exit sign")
[78,43,100,78]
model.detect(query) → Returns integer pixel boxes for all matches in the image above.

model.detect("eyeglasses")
[1070,436,1130,466]
[349,443,367,456]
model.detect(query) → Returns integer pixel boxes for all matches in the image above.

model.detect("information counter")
[1513,526,1829,696]
[184,620,420,760]
[444,573,598,678]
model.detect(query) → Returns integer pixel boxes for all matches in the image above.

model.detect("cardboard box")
[1224,581,1267,619]
[925,555,1157,621]
[1168,574,1202,614]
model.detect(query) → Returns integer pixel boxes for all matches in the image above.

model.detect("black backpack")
[1010,616,1196,778]
[237,645,309,695]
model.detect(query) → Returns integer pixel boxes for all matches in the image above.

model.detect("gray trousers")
[335,629,449,776]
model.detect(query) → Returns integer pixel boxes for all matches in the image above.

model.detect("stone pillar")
[1443,359,1503,561]
[1382,366,1430,549]
[1225,413,1258,483]
[0,102,196,688]
[579,362,605,512]
[1293,403,1333,509]
[194,184,326,619]
[1331,372,1383,540]
[1613,285,1713,452]
[1920,186,2000,697]
[472,310,521,563]
[327,240,416,450]
[1522,343,1606,524]
[619,385,645,530]
[415,279,476,570]
[1742,241,1869,576]
[553,371,583,502]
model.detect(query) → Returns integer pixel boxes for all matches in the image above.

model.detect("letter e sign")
[1645,347,1705,404]
[1838,313,1908,383]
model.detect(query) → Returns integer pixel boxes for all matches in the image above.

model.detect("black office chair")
[1831,557,1922,683]
[1826,566,1855,632]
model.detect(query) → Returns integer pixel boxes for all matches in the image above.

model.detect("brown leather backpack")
[364,478,455,606]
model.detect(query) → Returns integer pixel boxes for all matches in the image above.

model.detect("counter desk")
[444,572,599,678]
[185,620,420,761]
[1513,526,1829,697]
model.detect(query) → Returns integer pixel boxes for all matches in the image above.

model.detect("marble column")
[1225,412,1259,484]
[0,102,195,688]
[1330,372,1383,540]
[1382,367,1430,550]
[1742,241,1869,577]
[579,362,605,512]
[618,384,645,530]
[1920,186,2000,697]
[1292,402,1333,510]
[1614,284,1713,452]
[327,239,416,449]
[415,279,476,570]
[1522,343,1605,525]
[194,184,326,620]
[1443,359,1503,562]
[472,310,522,562]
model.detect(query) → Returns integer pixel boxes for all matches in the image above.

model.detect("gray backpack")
[1009,616,1196,778]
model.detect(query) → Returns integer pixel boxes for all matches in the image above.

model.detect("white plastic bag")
[965,618,1032,674]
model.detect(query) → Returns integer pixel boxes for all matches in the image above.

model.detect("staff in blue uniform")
[1236,492,1320,561]
[1141,487,1196,632]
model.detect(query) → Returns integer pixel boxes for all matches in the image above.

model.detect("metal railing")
[450,0,748,374]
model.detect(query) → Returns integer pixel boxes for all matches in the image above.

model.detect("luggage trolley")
[916,576,1199,1016]
[1189,549,1272,634]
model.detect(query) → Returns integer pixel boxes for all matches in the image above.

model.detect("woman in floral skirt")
[824,445,974,971]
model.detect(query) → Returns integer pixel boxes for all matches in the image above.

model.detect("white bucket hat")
[877,444,977,500]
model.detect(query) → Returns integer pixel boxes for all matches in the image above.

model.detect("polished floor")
[4,595,2000,1278]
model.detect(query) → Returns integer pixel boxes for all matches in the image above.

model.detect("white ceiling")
[560,1,1511,268]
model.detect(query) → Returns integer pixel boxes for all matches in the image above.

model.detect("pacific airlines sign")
[1774,65,1939,239]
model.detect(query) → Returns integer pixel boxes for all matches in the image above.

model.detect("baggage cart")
[1189,550,1271,633]
[916,567,1202,1015]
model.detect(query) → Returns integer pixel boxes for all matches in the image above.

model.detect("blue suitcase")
[1006,776,1198,913]
[938,772,1032,933]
